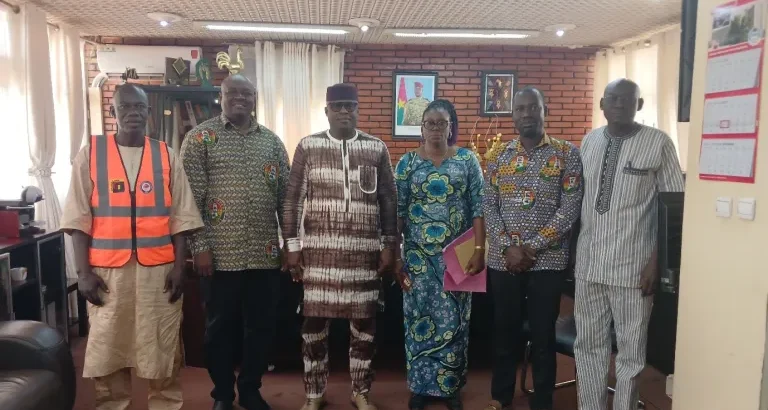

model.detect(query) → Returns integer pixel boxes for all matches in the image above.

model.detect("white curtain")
[310,45,345,135]
[48,24,85,286]
[49,25,86,205]
[233,41,345,159]
[282,43,311,160]
[0,5,83,294]
[592,26,689,169]
[0,7,31,199]
[22,5,57,227]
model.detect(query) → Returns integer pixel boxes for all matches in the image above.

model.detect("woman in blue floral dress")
[394,100,486,410]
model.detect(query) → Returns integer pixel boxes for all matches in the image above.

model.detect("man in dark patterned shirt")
[180,74,290,410]
[482,87,583,410]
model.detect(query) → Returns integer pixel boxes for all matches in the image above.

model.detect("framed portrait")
[0,253,11,321]
[481,71,517,117]
[392,71,439,139]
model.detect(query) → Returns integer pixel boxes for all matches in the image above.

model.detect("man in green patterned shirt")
[180,74,290,410]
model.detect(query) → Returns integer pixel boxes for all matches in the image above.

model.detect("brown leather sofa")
[0,321,76,410]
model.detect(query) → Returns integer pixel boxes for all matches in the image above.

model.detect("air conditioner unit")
[96,45,204,78]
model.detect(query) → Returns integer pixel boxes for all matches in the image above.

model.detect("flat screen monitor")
[658,192,685,293]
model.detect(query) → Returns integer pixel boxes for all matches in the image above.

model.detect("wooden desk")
[0,231,69,341]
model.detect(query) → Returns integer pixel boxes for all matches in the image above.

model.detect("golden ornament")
[216,46,245,74]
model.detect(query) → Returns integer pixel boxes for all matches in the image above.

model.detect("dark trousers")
[201,269,281,404]
[489,268,564,410]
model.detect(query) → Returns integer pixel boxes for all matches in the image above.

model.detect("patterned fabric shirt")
[282,130,398,319]
[483,134,584,272]
[180,114,290,271]
[576,125,684,287]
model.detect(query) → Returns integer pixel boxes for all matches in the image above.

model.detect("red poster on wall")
[698,0,767,183]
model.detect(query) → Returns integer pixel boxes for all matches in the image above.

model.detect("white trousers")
[573,280,653,410]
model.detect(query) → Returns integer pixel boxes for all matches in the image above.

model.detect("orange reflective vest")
[88,135,174,268]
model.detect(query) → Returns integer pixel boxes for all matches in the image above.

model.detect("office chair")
[518,279,645,409]
[518,220,645,409]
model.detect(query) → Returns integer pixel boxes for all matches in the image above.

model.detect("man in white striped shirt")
[573,79,684,410]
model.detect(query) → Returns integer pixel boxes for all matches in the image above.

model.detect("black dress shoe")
[445,395,463,410]
[240,391,271,410]
[212,401,234,410]
[409,394,428,410]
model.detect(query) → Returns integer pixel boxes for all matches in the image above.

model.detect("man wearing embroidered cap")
[283,83,398,410]
[403,81,431,126]
[61,83,204,410]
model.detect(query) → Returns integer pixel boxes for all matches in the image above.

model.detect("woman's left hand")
[464,249,486,276]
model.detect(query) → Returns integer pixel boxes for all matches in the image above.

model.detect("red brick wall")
[344,45,596,161]
[85,39,596,160]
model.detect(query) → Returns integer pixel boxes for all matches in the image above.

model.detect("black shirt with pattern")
[180,114,290,271]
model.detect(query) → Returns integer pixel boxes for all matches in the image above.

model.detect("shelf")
[11,278,37,293]
[140,85,222,151]
[140,85,220,94]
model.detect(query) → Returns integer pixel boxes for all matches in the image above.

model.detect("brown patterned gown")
[283,129,399,398]
[282,130,398,319]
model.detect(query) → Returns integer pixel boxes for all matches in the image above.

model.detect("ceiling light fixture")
[383,28,539,39]
[147,12,183,27]
[194,21,356,35]
[544,23,576,38]
[349,18,380,33]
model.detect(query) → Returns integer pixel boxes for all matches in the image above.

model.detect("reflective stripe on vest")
[88,135,174,268]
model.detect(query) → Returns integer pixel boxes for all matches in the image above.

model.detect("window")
[629,44,659,128]
[0,9,31,199]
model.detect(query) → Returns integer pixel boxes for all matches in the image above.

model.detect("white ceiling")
[17,0,682,47]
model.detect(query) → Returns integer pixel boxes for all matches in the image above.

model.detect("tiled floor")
[70,308,673,410]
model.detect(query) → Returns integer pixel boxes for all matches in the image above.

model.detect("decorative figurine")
[216,46,245,74]
[467,116,504,172]
[164,57,190,85]
[195,57,213,87]
[120,67,138,83]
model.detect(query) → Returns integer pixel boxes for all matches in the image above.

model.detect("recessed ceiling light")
[383,28,539,39]
[147,12,183,27]
[545,23,576,37]
[194,21,356,35]
[349,18,380,33]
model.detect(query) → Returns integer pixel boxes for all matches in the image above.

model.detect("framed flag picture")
[392,71,438,139]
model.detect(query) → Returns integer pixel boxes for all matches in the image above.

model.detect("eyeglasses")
[328,102,358,112]
[422,120,451,130]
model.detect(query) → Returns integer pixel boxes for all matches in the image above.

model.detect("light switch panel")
[716,197,732,218]
[737,198,756,221]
